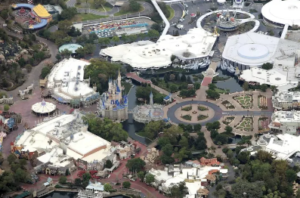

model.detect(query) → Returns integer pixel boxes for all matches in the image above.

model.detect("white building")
[47,58,99,104]
[241,133,300,160]
[269,111,300,135]
[262,0,300,27]
[223,32,300,90]
[100,28,217,70]
[14,110,115,169]
[272,91,300,110]
[149,165,227,198]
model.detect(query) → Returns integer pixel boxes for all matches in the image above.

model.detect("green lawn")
[215,88,229,94]
[198,115,208,121]
[167,5,175,20]
[123,81,132,94]
[75,13,107,21]
[182,106,192,111]
[182,115,192,121]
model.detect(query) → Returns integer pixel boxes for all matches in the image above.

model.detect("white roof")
[262,0,300,26]
[16,112,112,166]
[47,58,96,102]
[150,166,226,197]
[273,91,300,103]
[100,28,217,69]
[266,133,300,160]
[222,32,279,66]
[31,100,56,114]
[271,111,300,123]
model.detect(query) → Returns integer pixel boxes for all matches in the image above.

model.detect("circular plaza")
[167,101,223,125]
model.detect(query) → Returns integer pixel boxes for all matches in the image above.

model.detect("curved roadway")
[168,100,273,125]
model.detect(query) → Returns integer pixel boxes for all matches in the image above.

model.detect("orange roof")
[200,157,220,166]
[208,169,220,175]
[33,4,51,18]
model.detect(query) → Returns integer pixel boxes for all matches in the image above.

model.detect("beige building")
[272,91,300,110]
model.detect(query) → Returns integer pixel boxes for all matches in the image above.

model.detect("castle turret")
[150,91,153,106]
[118,70,122,99]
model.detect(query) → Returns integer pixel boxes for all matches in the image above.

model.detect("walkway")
[126,72,152,84]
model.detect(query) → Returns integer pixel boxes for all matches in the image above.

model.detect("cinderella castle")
[97,71,128,121]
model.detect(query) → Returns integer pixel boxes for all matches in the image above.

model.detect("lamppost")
[243,192,247,197]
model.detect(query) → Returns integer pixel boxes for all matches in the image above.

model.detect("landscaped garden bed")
[258,95,268,109]
[182,115,192,121]
[198,105,208,111]
[236,117,253,131]
[182,105,192,111]
[221,100,235,109]
[233,94,253,109]
[222,116,235,125]
[198,114,208,121]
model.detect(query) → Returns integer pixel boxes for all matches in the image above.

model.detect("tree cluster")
[83,114,128,142]
[0,154,29,194]
[206,83,220,99]
[229,150,298,198]
[157,125,207,164]
[141,120,165,140]
[262,63,273,70]
[206,121,232,146]
[126,158,146,173]
[84,58,121,93]
[136,84,165,104]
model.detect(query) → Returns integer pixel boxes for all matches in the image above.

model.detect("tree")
[60,49,72,58]
[170,182,188,198]
[225,125,232,133]
[151,23,161,32]
[144,121,165,140]
[148,29,160,39]
[111,36,119,45]
[260,84,268,92]
[98,37,111,46]
[194,82,201,89]
[157,137,170,148]
[286,169,297,183]
[25,64,32,72]
[123,181,131,188]
[4,104,10,112]
[40,66,51,79]
[126,158,146,173]
[93,0,106,9]
[75,178,82,186]
[231,181,263,198]
[262,63,273,70]
[243,82,249,91]
[59,176,67,184]
[237,151,250,164]
[179,136,189,148]
[0,9,8,20]
[129,0,141,12]
[105,160,113,168]
[145,173,155,184]
[58,20,73,32]
[206,89,220,99]
[163,125,183,144]
[104,183,113,192]
[138,171,145,181]
[83,115,128,141]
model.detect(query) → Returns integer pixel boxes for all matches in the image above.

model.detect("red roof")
[208,169,220,175]
[200,157,220,166]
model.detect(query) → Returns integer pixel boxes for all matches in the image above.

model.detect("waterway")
[214,69,243,93]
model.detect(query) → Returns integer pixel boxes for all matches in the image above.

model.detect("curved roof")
[33,4,51,18]
[31,100,56,114]
[29,19,48,29]
[59,44,83,53]
[262,0,300,26]
[11,3,34,9]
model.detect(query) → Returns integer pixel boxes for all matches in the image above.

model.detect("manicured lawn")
[182,115,192,121]
[198,105,208,111]
[234,95,253,109]
[237,118,253,131]
[74,13,107,21]
[182,106,192,111]
[198,114,208,121]
[123,81,132,94]
[167,5,175,20]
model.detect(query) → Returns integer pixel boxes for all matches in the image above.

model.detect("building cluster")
[100,28,217,70]
[148,157,227,198]
[11,110,119,175]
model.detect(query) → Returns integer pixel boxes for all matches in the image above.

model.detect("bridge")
[126,72,152,84]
